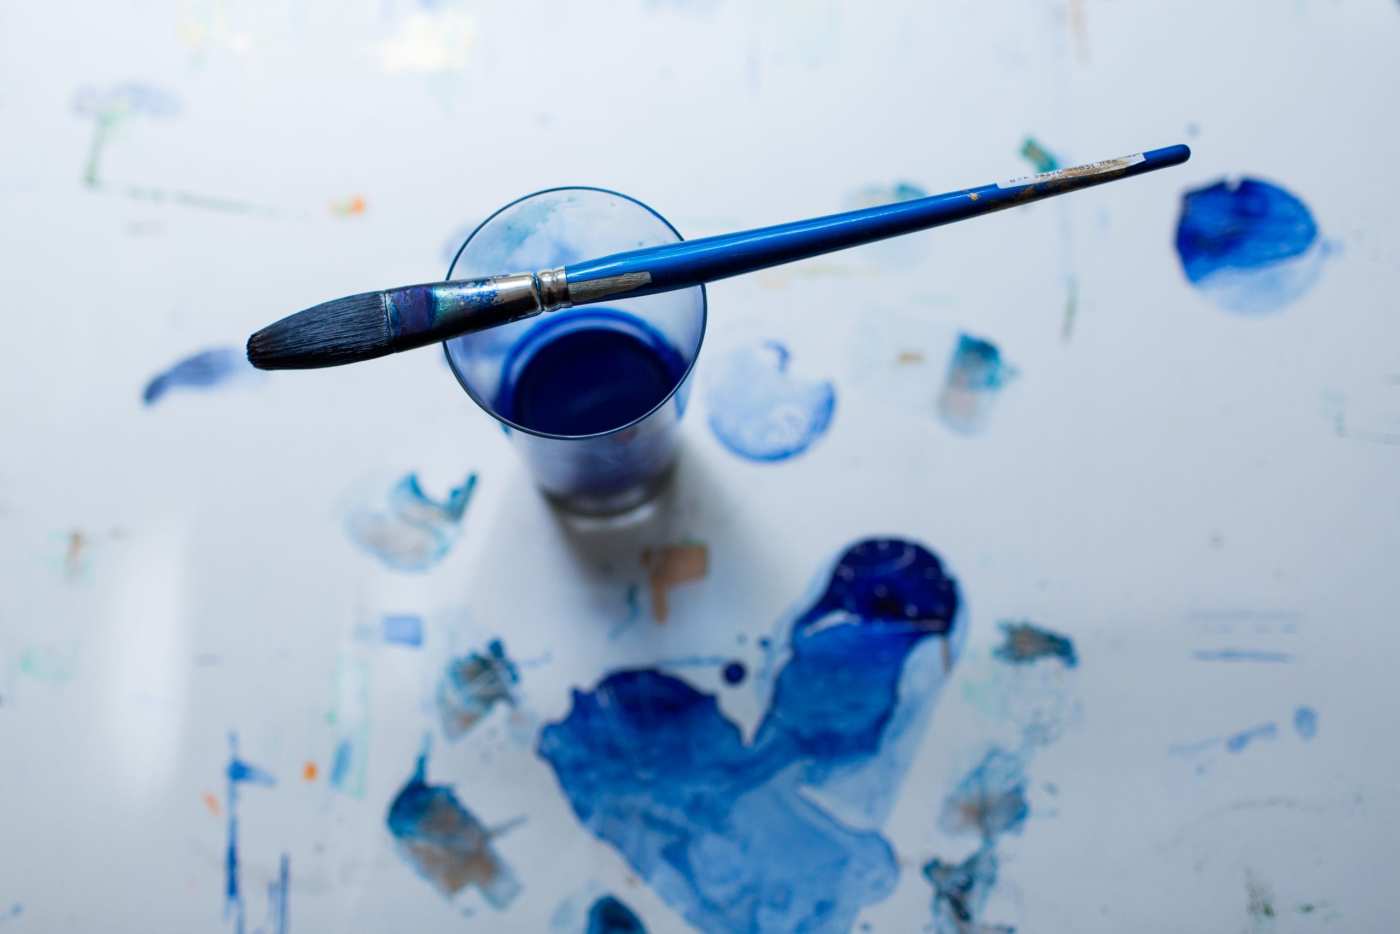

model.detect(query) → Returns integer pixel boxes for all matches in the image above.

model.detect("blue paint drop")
[1225,722,1278,754]
[386,749,520,908]
[225,733,276,934]
[538,538,963,933]
[1175,178,1327,314]
[939,748,1029,839]
[1293,706,1318,740]
[346,472,476,572]
[142,347,253,406]
[496,309,687,436]
[937,334,1016,436]
[706,341,835,462]
[381,614,424,647]
[722,660,747,685]
[923,843,999,932]
[437,639,518,741]
[586,895,647,934]
[992,621,1077,668]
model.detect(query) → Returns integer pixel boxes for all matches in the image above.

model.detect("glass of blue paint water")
[444,188,706,516]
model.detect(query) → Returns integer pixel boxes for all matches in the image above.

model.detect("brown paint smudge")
[643,543,709,623]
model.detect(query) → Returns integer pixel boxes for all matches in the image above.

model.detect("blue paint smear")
[225,732,276,934]
[142,347,253,406]
[992,621,1077,668]
[586,895,647,934]
[539,538,964,934]
[0,904,22,922]
[381,614,424,647]
[706,341,835,462]
[437,639,518,741]
[386,748,520,907]
[923,843,1000,934]
[328,738,353,790]
[937,334,1017,436]
[1294,706,1318,740]
[1192,649,1293,663]
[346,472,476,572]
[1225,722,1278,754]
[939,749,1029,839]
[1175,178,1327,314]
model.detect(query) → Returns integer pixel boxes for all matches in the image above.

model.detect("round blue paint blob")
[1174,177,1325,314]
[705,341,835,462]
[722,661,747,685]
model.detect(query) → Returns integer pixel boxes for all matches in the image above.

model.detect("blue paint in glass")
[538,538,964,933]
[586,895,647,934]
[142,347,253,406]
[1293,706,1318,740]
[346,473,476,572]
[721,660,747,685]
[1225,722,1278,754]
[381,614,424,647]
[705,341,835,462]
[1175,178,1327,314]
[939,748,1029,839]
[386,747,521,907]
[496,309,686,437]
[937,334,1017,436]
[992,621,1077,668]
[225,732,276,934]
[437,639,518,741]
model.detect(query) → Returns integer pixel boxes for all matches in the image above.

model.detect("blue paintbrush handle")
[563,145,1190,303]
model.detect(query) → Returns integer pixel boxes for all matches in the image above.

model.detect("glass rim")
[442,185,708,441]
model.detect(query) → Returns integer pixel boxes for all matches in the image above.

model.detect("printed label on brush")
[997,152,1146,189]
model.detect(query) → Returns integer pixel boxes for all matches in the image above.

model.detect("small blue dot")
[722,661,747,685]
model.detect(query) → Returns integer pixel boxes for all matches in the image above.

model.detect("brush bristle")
[246,292,391,370]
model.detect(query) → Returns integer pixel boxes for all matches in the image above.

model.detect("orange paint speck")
[202,792,221,816]
[330,194,368,217]
[302,761,318,782]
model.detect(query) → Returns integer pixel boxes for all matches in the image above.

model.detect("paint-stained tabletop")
[2,1,1398,931]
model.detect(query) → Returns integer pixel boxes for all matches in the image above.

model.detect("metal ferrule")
[536,267,571,312]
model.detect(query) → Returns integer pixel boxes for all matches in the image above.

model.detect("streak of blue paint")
[539,538,964,933]
[1175,178,1326,314]
[937,334,1017,436]
[586,895,647,934]
[992,621,1077,668]
[706,341,835,462]
[438,639,518,741]
[1192,649,1293,663]
[381,614,424,647]
[329,738,353,790]
[1293,706,1318,740]
[1225,722,1278,754]
[143,347,253,406]
[225,732,276,934]
[386,748,520,907]
[346,473,477,572]
[939,749,1029,839]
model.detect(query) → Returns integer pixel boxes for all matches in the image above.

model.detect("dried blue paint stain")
[923,843,999,933]
[722,660,747,685]
[937,334,1017,436]
[438,639,518,740]
[992,621,1077,668]
[381,614,424,647]
[1175,178,1327,314]
[225,732,276,934]
[539,538,965,934]
[586,895,647,934]
[0,904,22,923]
[329,738,353,789]
[1192,649,1293,663]
[1293,706,1318,740]
[706,341,835,462]
[346,472,476,572]
[386,748,520,907]
[1225,722,1278,754]
[257,854,290,934]
[939,748,1029,839]
[142,347,254,406]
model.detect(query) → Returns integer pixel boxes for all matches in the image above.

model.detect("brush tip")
[247,291,391,370]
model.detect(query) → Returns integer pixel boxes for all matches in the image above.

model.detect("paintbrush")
[247,144,1189,370]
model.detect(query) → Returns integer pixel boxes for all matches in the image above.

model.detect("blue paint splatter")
[539,538,964,933]
[939,749,1029,839]
[346,472,477,572]
[1175,178,1327,314]
[225,733,276,934]
[992,621,1077,668]
[706,341,835,462]
[937,334,1017,436]
[381,614,424,647]
[328,657,369,797]
[142,347,255,406]
[386,748,520,908]
[1294,706,1318,740]
[586,895,647,934]
[329,738,353,789]
[1192,649,1293,663]
[0,904,22,923]
[923,843,1001,934]
[437,639,518,741]
[1225,722,1278,754]
[722,660,747,685]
